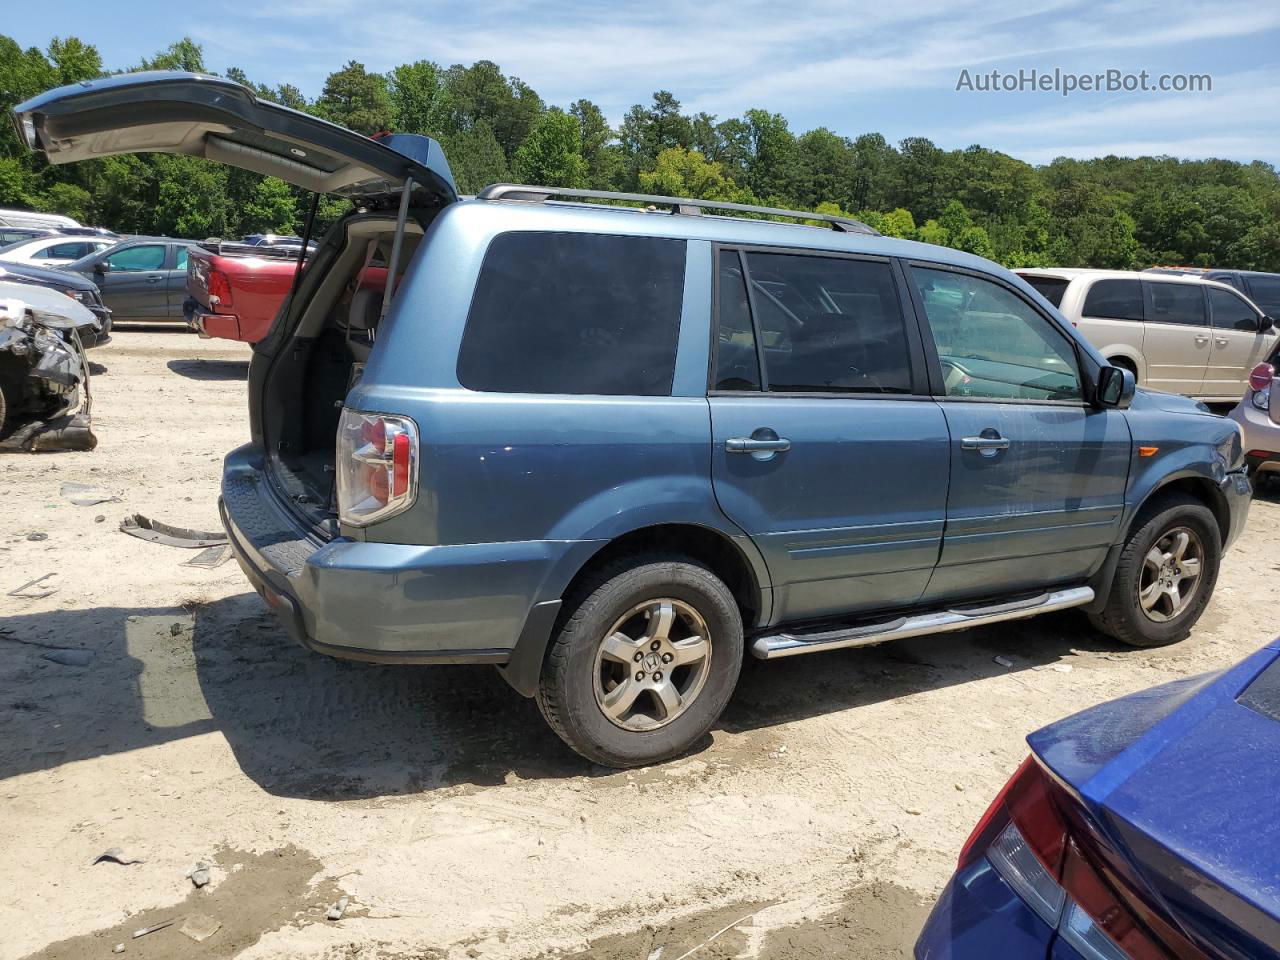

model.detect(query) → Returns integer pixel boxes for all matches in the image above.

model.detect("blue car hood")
[1030,642,1280,959]
[1128,386,1213,417]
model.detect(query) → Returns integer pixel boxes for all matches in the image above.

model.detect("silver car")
[1229,352,1280,482]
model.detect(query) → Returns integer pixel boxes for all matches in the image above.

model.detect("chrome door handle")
[1215,338,1229,346]
[1194,335,1209,344]
[961,436,1011,450]
[726,437,792,453]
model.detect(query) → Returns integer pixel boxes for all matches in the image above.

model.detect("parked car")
[916,638,1280,959]
[185,239,306,343]
[0,234,114,267]
[1147,266,1280,318]
[0,277,102,348]
[0,207,79,230]
[0,227,58,247]
[241,233,316,251]
[1227,347,1280,483]
[0,262,110,346]
[59,237,195,324]
[1018,268,1278,400]
[16,71,1253,767]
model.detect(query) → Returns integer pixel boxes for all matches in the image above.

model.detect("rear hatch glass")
[1020,274,1069,307]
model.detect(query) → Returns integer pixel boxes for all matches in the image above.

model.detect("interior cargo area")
[257,212,428,534]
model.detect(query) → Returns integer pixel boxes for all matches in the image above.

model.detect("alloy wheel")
[1138,526,1205,623]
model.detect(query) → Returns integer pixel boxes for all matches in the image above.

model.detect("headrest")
[348,288,382,331]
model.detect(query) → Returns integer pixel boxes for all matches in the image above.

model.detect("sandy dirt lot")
[2,330,1277,960]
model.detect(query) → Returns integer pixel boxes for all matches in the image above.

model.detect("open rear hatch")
[13,71,456,203]
[14,72,458,533]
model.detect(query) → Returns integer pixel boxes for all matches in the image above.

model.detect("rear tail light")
[207,268,233,308]
[336,410,418,525]
[961,757,1189,960]
[1248,362,1275,393]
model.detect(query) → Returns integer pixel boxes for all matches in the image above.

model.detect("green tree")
[514,108,586,187]
[315,61,393,135]
[139,37,205,72]
[638,147,753,202]
[444,61,543,158]
[388,60,452,137]
[445,120,510,194]
[47,37,101,85]
[570,99,618,189]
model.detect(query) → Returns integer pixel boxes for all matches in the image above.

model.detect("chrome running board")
[750,586,1094,659]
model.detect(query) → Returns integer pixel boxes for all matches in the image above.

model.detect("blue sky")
[7,0,1280,165]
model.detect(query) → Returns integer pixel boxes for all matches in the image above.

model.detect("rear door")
[13,71,456,205]
[165,244,191,318]
[907,264,1130,602]
[1205,285,1273,398]
[707,247,949,624]
[96,243,169,319]
[1075,277,1145,373]
[1141,280,1211,395]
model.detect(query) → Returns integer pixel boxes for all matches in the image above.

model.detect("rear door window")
[41,241,92,259]
[457,231,686,396]
[1082,279,1144,321]
[715,251,913,394]
[1144,281,1207,326]
[1208,287,1260,332]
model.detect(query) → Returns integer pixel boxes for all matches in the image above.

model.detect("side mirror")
[1260,314,1275,333]
[93,261,108,275]
[1097,365,1136,410]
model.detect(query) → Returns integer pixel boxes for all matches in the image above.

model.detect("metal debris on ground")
[993,655,1014,668]
[120,514,227,549]
[24,532,48,542]
[187,862,212,888]
[326,896,349,921]
[178,913,222,942]
[41,648,94,667]
[59,481,119,506]
[185,544,232,568]
[7,572,56,599]
[92,847,145,866]
[112,944,125,954]
[131,919,175,939]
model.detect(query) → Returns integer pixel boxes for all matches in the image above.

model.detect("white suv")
[1018,268,1278,400]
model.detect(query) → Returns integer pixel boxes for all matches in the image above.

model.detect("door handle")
[961,432,1011,460]
[1194,335,1209,344]
[1215,337,1229,347]
[145,275,163,283]
[726,437,792,453]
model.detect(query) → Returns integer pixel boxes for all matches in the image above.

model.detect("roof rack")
[475,184,880,236]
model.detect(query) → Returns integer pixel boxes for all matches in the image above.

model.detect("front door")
[96,243,169,320]
[1205,286,1275,399]
[908,264,1131,602]
[707,248,949,624]
[1141,279,1211,396]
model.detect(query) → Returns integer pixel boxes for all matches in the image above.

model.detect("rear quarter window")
[1020,275,1069,308]
[457,231,686,396]
[1082,279,1144,321]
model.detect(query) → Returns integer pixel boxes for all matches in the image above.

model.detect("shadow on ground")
[166,358,250,381]
[0,590,1124,801]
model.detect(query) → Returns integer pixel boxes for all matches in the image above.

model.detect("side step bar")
[750,586,1094,660]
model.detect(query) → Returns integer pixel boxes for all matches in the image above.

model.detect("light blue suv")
[17,72,1252,767]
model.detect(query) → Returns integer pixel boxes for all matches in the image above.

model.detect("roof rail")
[475,184,881,236]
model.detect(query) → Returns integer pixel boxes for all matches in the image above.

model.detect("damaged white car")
[0,288,95,451]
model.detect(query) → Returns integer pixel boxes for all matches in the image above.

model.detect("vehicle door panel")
[166,245,190,317]
[1205,286,1272,399]
[1141,280,1210,395]
[908,264,1130,603]
[706,248,949,624]
[95,244,168,320]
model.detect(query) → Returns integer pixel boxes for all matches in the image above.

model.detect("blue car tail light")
[959,756,1209,960]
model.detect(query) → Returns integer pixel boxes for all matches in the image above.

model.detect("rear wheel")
[537,556,743,767]
[1089,494,1221,647]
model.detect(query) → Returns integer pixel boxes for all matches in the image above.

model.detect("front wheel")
[1089,494,1221,647]
[536,557,743,768]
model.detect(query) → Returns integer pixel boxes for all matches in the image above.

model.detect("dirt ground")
[1,329,1277,960]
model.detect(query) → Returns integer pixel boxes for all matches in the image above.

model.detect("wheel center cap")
[643,652,661,672]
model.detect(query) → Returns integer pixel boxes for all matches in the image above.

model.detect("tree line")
[3,34,1280,272]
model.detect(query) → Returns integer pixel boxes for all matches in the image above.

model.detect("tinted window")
[713,250,760,391]
[1145,281,1206,326]
[174,246,188,270]
[44,242,93,259]
[913,267,1082,401]
[1208,287,1259,331]
[457,232,685,396]
[737,252,912,394]
[1082,279,1144,321]
[106,245,166,271]
[1021,275,1069,307]
[1245,275,1280,316]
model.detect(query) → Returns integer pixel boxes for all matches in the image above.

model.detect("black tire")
[1088,493,1221,647]
[536,555,743,768]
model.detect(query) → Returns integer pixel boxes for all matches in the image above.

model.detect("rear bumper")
[915,859,1056,959]
[219,443,579,670]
